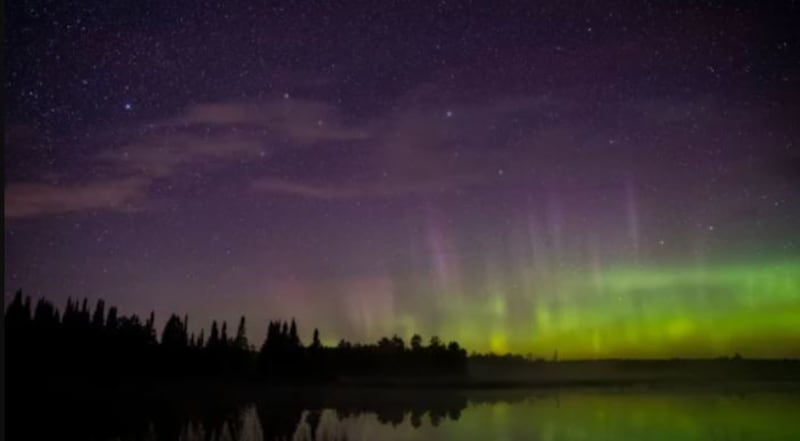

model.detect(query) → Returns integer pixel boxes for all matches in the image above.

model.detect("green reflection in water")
[439,391,800,441]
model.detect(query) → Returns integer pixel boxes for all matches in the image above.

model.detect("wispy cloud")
[5,97,373,219]
[5,178,149,219]
[252,174,481,200]
[98,99,370,177]
[8,87,744,219]
[176,100,369,142]
[98,132,264,177]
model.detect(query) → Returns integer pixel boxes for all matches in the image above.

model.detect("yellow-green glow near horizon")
[404,260,800,359]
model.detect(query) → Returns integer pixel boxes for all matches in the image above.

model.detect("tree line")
[5,290,467,381]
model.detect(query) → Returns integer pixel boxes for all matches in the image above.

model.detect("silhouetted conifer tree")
[145,311,156,343]
[235,316,247,350]
[106,307,119,330]
[307,410,321,441]
[92,299,105,329]
[411,334,423,351]
[221,321,229,346]
[311,328,321,349]
[5,290,31,328]
[62,298,76,327]
[208,321,220,348]
[80,298,90,323]
[290,319,300,346]
[162,314,187,348]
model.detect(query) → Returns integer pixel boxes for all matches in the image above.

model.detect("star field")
[5,1,800,357]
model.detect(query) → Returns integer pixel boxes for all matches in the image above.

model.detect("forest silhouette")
[5,290,468,382]
[7,288,800,392]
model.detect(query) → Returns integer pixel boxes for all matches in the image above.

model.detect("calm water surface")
[92,389,800,441]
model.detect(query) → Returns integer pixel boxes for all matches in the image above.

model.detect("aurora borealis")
[5,1,800,358]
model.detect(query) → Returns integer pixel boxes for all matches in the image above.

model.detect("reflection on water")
[19,389,800,440]
[143,405,461,441]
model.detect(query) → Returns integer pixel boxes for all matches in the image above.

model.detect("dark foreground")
[9,359,800,441]
[9,380,800,441]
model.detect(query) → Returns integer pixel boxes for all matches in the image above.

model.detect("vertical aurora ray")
[424,204,483,345]
[625,179,641,259]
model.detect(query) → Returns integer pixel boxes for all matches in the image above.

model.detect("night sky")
[5,1,800,358]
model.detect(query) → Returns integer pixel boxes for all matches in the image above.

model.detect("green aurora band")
[380,260,800,359]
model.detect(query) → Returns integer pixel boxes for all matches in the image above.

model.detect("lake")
[18,386,800,440]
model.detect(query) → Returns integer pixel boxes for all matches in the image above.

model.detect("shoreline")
[15,375,800,398]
